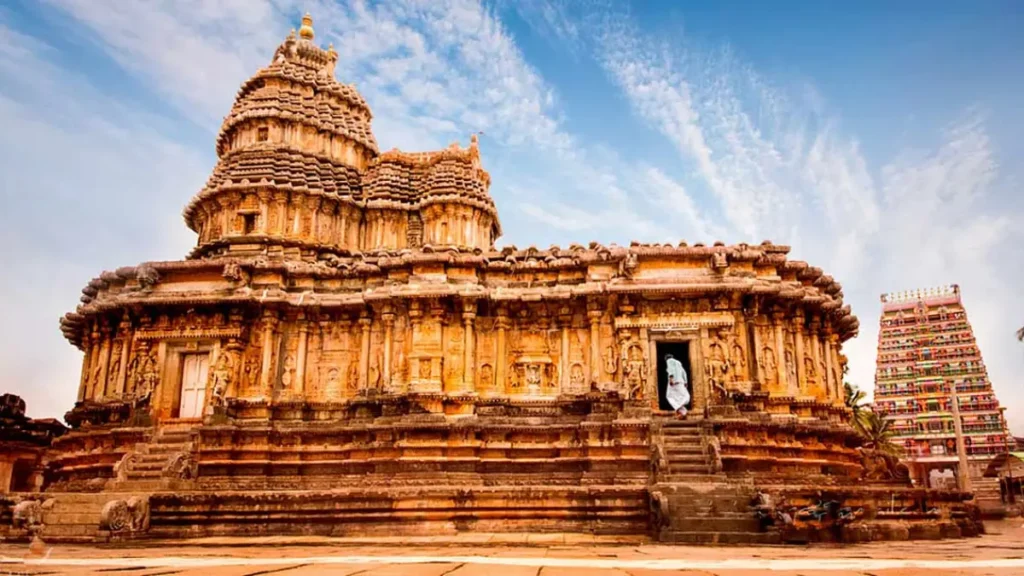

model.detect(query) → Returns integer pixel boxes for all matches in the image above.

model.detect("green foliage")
[844,381,868,428]
[855,409,904,457]
[844,381,903,457]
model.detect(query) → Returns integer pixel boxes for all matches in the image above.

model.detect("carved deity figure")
[784,348,796,389]
[603,345,617,374]
[570,363,585,392]
[108,350,122,396]
[479,364,494,392]
[730,343,746,382]
[128,349,159,411]
[622,342,647,399]
[525,364,542,392]
[705,331,729,398]
[760,346,778,386]
[347,361,360,391]
[281,354,296,389]
[803,356,816,387]
[208,351,234,410]
[325,367,340,398]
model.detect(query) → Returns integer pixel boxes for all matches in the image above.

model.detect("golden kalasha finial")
[299,12,315,40]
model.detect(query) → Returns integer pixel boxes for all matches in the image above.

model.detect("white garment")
[665,358,690,411]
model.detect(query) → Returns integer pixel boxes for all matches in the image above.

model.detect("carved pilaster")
[495,307,509,395]
[358,311,372,392]
[462,301,476,393]
[558,307,571,394]
[114,313,132,397]
[771,309,787,394]
[793,311,806,396]
[743,299,761,387]
[809,316,823,399]
[587,301,602,385]
[382,306,395,392]
[97,323,113,400]
[258,312,278,398]
[826,332,838,402]
[294,314,309,397]
[78,332,92,402]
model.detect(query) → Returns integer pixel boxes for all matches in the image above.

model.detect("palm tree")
[844,381,868,427]
[856,409,904,457]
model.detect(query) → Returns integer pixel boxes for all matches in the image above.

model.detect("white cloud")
[0,18,208,420]
[521,2,1024,432]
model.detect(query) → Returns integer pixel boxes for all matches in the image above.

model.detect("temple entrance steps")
[116,425,195,489]
[3,491,144,542]
[653,419,716,480]
[651,418,781,544]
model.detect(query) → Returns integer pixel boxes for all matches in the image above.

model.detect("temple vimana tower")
[873,286,1012,491]
[0,15,982,543]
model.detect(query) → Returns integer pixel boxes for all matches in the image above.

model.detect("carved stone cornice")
[613,312,734,331]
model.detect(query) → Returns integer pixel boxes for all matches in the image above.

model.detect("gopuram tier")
[1,15,981,544]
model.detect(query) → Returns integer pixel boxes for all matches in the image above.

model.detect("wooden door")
[178,353,210,419]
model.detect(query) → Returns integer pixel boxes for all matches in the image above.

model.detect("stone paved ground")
[2,520,1023,575]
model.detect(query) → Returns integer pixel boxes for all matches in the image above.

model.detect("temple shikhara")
[0,15,983,544]
[872,286,1012,505]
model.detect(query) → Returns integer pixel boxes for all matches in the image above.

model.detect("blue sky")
[1,0,1022,431]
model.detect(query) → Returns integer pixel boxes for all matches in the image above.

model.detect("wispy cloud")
[0,15,207,419]
[516,1,1023,430]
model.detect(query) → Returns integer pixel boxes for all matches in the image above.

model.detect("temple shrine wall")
[69,278,850,420]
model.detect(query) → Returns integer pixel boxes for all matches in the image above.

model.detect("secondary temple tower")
[0,15,982,544]
[873,286,1013,493]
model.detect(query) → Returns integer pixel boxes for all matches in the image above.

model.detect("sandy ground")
[2,520,1024,575]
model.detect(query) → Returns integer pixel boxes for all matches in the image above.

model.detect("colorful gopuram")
[873,286,1013,496]
[0,15,981,544]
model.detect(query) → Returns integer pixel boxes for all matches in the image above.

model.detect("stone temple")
[0,15,981,543]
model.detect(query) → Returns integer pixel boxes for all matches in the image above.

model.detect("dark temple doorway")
[656,341,692,411]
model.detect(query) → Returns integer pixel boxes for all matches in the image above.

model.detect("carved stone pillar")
[294,314,309,397]
[587,304,602,384]
[462,301,476,393]
[96,324,113,400]
[495,307,509,395]
[77,332,92,402]
[382,306,395,392]
[114,314,132,397]
[809,316,823,398]
[793,312,806,396]
[746,308,761,385]
[827,332,841,402]
[559,310,571,394]
[358,311,372,391]
[771,310,787,394]
[259,312,278,398]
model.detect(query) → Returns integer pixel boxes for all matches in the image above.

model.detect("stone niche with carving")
[26,13,979,546]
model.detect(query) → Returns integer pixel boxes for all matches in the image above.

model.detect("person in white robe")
[665,354,690,418]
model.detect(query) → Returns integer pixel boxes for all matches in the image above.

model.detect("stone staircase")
[117,425,195,489]
[651,419,779,544]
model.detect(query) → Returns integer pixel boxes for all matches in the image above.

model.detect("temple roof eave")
[62,239,859,347]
